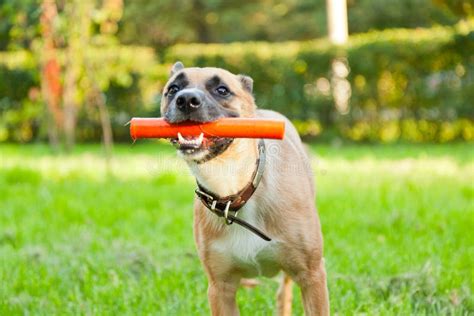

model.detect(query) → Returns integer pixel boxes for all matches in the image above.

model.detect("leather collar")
[195,139,271,241]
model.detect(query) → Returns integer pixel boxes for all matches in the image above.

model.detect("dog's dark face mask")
[160,62,255,162]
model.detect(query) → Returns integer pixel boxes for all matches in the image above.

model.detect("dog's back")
[256,109,315,197]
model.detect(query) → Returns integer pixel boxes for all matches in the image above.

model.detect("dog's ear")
[170,61,184,76]
[238,74,253,93]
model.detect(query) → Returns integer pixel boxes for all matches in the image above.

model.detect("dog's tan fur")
[161,64,329,315]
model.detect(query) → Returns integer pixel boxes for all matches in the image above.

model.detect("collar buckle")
[195,188,214,201]
[196,188,237,225]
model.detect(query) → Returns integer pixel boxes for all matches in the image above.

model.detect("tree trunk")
[40,0,63,150]
[326,0,351,114]
[62,0,90,152]
[97,92,114,160]
[63,45,78,152]
[87,85,113,160]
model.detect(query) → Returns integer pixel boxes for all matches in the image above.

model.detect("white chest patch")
[210,201,280,277]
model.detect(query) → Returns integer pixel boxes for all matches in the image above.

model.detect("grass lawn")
[0,142,473,315]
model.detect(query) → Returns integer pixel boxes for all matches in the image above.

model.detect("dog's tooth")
[177,132,185,144]
[197,133,204,146]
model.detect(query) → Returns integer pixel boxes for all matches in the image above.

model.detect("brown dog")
[161,62,329,315]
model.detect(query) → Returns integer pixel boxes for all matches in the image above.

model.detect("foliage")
[433,0,474,18]
[1,22,473,143]
[0,1,466,50]
[166,20,474,142]
[0,143,473,314]
[347,0,460,34]
[118,0,327,48]
[0,0,41,51]
[0,46,161,142]
[117,0,459,49]
[341,119,474,143]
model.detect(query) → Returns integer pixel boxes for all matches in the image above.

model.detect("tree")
[61,0,122,154]
[36,0,123,152]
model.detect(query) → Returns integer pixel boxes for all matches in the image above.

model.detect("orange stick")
[130,118,285,140]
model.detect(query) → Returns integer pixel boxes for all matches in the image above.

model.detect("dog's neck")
[187,139,259,197]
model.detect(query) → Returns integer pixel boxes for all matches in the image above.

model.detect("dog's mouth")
[170,132,233,157]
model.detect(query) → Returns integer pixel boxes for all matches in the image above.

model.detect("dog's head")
[161,62,256,162]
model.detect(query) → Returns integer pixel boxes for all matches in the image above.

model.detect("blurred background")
[0,0,472,148]
[0,0,473,314]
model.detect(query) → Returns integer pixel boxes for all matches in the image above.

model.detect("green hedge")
[166,20,474,142]
[1,21,473,143]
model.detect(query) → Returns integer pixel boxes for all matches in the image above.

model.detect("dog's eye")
[167,85,180,96]
[216,86,230,96]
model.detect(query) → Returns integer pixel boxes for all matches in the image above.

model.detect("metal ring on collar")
[224,201,233,225]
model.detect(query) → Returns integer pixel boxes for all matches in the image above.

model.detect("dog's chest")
[210,202,280,277]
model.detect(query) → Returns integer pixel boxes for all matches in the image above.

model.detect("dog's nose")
[175,91,202,113]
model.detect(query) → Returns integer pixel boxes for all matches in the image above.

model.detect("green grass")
[0,143,473,315]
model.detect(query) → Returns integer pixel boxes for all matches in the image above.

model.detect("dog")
[160,61,329,316]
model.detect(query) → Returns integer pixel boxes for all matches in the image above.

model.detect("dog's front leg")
[296,260,330,316]
[208,278,240,316]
